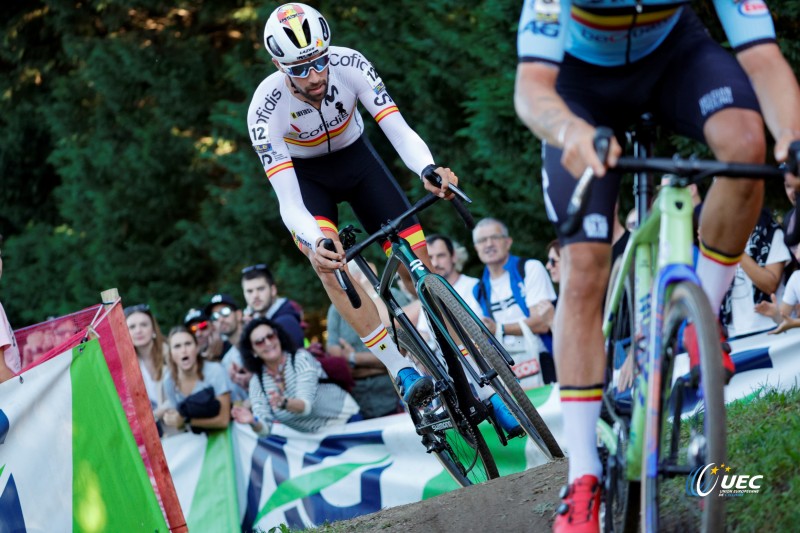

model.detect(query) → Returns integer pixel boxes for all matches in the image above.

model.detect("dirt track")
[327,458,568,532]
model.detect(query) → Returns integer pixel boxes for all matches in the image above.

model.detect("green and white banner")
[0,340,168,532]
[163,385,562,532]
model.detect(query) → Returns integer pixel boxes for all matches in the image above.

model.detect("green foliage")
[2,1,800,330]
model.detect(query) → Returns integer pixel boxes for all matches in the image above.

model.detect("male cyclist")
[513,1,800,531]
[247,3,477,415]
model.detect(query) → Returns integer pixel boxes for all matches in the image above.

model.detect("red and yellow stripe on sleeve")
[315,216,338,235]
[266,161,294,180]
[374,105,399,124]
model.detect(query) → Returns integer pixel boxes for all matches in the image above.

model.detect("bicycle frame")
[350,234,508,418]
[599,181,703,483]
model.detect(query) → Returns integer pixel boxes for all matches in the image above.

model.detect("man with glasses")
[205,293,249,401]
[183,308,224,361]
[472,218,557,391]
[245,3,459,407]
[241,264,305,349]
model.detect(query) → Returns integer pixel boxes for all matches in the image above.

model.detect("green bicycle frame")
[598,182,695,480]
[369,235,510,387]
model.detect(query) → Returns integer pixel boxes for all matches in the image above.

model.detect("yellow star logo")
[720,463,725,468]
[726,466,732,472]
[711,466,720,475]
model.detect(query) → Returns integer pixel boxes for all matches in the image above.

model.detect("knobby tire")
[643,282,726,533]
[423,276,563,460]
[391,324,499,486]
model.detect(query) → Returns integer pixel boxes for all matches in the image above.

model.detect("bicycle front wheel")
[601,257,639,533]
[642,282,726,532]
[391,324,499,486]
[423,276,563,460]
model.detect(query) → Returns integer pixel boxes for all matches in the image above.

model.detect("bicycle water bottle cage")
[338,225,362,250]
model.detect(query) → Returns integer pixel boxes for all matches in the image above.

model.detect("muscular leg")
[555,242,610,482]
[697,108,767,311]
[312,233,413,378]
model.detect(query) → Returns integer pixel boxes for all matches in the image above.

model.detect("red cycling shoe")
[553,474,601,533]
[682,321,735,385]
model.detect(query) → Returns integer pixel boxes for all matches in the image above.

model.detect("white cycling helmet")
[264,3,330,64]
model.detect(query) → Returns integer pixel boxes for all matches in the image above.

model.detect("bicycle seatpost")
[559,127,614,236]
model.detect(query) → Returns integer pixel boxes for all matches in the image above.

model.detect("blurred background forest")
[2,0,800,332]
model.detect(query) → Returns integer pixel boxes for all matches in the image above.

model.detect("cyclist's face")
[275,53,329,103]
[427,239,456,279]
[473,223,511,266]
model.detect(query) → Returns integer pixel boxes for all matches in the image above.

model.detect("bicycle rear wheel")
[642,282,726,532]
[391,324,499,486]
[423,276,563,460]
[601,257,639,533]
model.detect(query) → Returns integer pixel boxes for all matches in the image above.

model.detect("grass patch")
[724,387,800,531]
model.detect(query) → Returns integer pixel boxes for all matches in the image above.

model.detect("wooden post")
[101,288,120,310]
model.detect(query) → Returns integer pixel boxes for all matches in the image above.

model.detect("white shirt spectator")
[727,228,791,337]
[0,302,20,374]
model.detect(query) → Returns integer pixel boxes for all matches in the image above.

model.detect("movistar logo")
[0,409,27,530]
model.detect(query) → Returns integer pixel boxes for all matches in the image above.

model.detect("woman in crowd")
[545,240,561,287]
[161,326,231,434]
[231,317,360,436]
[125,304,170,424]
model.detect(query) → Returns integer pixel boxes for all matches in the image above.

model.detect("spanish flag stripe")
[364,328,388,348]
[266,162,294,179]
[284,111,355,147]
[315,216,338,234]
[374,106,400,123]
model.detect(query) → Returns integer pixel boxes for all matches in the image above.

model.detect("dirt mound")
[328,458,568,532]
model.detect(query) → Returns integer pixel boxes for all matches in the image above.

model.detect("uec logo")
[686,463,764,497]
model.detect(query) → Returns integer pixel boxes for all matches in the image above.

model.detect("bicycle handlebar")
[421,165,476,230]
[343,170,475,262]
[322,238,362,309]
[559,128,800,245]
[558,127,614,236]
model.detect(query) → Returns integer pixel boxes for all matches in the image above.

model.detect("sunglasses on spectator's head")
[282,53,330,78]
[124,303,150,317]
[241,263,269,275]
[252,331,277,347]
[211,307,234,322]
[189,320,210,334]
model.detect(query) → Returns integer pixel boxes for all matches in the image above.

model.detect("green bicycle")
[329,171,563,487]
[561,124,799,532]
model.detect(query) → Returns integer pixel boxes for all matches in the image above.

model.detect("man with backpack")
[472,218,557,386]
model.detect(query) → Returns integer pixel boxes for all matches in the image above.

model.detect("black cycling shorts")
[293,135,425,254]
[544,7,761,245]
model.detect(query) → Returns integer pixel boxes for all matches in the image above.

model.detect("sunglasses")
[282,53,330,78]
[189,320,210,334]
[124,303,150,317]
[547,257,559,267]
[252,331,277,347]
[211,307,234,322]
[241,263,269,275]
